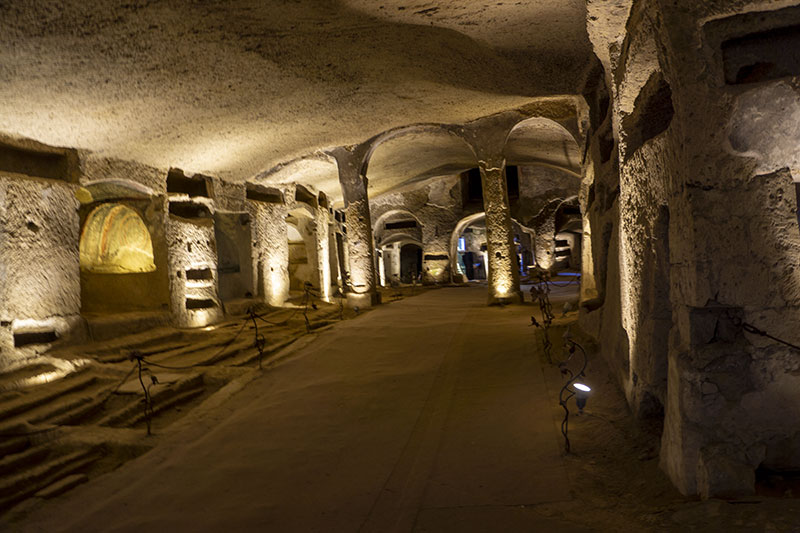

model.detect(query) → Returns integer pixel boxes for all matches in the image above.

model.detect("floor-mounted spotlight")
[558,336,591,453]
[573,382,591,413]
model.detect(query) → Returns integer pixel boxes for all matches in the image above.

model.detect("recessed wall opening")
[80,204,156,274]
[295,185,318,208]
[0,139,78,182]
[721,24,800,84]
[554,217,583,270]
[169,202,212,219]
[214,212,254,301]
[80,203,170,314]
[399,243,423,284]
[621,71,674,160]
[385,220,417,230]
[14,329,58,348]
[287,218,317,291]
[246,184,284,204]
[185,298,216,310]
[167,169,211,197]
[186,268,213,281]
[456,218,488,281]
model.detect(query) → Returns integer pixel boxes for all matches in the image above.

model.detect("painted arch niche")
[79,202,169,314]
[80,204,156,273]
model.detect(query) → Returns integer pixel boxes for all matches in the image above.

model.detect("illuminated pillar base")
[488,290,524,306]
[346,291,381,308]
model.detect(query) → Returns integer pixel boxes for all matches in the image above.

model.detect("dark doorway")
[400,243,422,284]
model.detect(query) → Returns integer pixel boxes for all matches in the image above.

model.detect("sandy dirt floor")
[7,284,800,532]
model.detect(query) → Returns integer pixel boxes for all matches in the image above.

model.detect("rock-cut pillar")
[480,157,523,304]
[334,147,380,308]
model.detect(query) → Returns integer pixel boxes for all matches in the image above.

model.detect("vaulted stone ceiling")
[0,0,592,196]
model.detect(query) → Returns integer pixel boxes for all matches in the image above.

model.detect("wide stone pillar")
[333,147,380,308]
[479,157,523,304]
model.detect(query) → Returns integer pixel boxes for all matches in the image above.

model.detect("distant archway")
[286,215,319,292]
[450,213,488,282]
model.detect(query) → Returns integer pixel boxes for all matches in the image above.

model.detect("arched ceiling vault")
[504,117,582,175]
[0,0,592,186]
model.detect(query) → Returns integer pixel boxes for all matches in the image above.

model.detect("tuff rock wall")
[582,0,800,498]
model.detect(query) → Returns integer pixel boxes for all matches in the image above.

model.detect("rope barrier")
[530,271,556,363]
[739,320,800,352]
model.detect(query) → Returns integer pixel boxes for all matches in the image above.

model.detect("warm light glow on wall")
[316,210,332,301]
[80,204,156,273]
[184,306,216,328]
[267,259,288,306]
[378,251,386,287]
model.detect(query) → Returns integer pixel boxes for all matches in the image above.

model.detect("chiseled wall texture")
[0,174,82,367]
[247,191,289,307]
[582,0,800,499]
[165,201,223,328]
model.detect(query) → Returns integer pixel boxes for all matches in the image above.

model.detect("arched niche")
[79,202,169,314]
[450,212,488,282]
[286,215,317,292]
[80,204,155,273]
[378,234,423,286]
[373,209,423,247]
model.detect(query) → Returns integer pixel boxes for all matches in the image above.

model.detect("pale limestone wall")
[583,0,800,499]
[247,192,289,307]
[515,165,581,224]
[0,175,82,367]
[165,202,223,328]
[79,153,166,193]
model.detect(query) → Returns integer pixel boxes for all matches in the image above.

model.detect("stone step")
[0,447,101,512]
[228,336,297,367]
[84,311,171,342]
[98,373,204,427]
[41,391,111,427]
[0,445,50,477]
[123,387,205,428]
[25,380,110,426]
[35,473,88,499]
[0,436,30,459]
[87,329,187,363]
[0,373,97,424]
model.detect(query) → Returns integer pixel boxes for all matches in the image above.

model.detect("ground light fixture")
[573,382,591,413]
[558,335,591,453]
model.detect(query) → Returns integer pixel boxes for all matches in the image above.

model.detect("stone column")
[479,157,523,304]
[377,249,387,287]
[246,189,289,307]
[315,200,333,301]
[332,147,380,307]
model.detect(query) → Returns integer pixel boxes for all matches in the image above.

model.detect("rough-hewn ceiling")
[0,0,592,195]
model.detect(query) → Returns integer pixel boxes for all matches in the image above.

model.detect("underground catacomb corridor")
[5,0,800,531]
